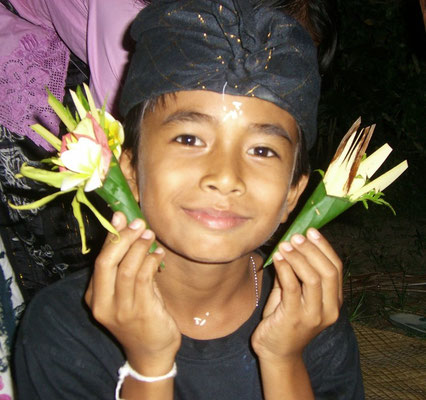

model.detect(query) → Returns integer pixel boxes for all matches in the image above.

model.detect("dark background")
[316,0,425,217]
[313,0,425,331]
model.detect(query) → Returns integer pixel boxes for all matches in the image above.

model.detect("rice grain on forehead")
[120,0,321,150]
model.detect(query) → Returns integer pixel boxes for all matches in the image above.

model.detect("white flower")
[60,137,105,191]
[323,118,408,201]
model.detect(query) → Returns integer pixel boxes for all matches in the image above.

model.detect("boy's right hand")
[85,212,181,376]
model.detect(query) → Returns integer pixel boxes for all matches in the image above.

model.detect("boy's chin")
[158,238,256,266]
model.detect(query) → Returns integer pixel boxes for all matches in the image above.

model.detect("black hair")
[122,96,310,187]
[254,0,338,74]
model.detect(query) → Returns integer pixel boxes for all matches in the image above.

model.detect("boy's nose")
[199,154,246,196]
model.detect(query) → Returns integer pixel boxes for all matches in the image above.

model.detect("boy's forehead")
[156,91,295,118]
[144,90,299,141]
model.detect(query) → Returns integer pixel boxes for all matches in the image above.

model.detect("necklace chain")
[250,255,259,308]
[193,255,259,325]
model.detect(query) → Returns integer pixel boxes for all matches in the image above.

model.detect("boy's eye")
[173,134,204,146]
[248,146,278,158]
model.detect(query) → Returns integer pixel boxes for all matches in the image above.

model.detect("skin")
[85,91,343,399]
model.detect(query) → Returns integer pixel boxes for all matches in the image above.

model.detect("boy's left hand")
[251,227,343,364]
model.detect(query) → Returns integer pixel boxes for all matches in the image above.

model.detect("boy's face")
[124,90,308,263]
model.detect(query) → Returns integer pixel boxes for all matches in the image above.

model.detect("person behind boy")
[14,0,364,399]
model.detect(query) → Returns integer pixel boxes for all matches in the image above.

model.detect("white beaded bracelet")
[115,361,177,400]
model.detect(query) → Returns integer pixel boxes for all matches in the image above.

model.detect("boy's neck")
[155,252,263,340]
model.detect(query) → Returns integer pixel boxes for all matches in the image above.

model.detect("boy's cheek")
[279,174,309,223]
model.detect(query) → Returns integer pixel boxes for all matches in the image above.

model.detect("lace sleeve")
[0,5,69,149]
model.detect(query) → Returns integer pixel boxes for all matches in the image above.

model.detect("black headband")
[120,0,321,149]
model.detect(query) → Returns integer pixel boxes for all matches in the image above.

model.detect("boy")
[15,0,364,399]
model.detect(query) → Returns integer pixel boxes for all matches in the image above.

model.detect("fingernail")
[280,241,293,252]
[141,229,153,239]
[111,213,120,227]
[154,247,164,254]
[308,228,321,240]
[292,234,305,245]
[129,219,143,230]
[273,251,284,261]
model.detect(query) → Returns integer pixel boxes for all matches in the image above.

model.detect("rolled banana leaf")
[95,156,159,255]
[263,182,352,267]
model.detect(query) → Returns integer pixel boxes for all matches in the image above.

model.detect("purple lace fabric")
[0,28,69,150]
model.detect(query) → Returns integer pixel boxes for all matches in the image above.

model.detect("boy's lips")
[183,207,250,230]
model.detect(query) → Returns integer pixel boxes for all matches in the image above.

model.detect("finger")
[89,213,125,310]
[273,251,302,313]
[272,275,280,290]
[133,247,165,307]
[114,228,157,309]
[102,211,127,247]
[278,240,323,316]
[306,228,341,266]
[91,217,147,308]
[262,273,284,318]
[306,228,343,306]
[290,232,342,318]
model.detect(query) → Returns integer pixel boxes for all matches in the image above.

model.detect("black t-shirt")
[14,266,364,399]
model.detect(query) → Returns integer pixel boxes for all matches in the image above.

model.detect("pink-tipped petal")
[87,113,112,174]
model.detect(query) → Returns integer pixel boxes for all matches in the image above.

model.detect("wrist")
[257,349,305,370]
[259,352,304,366]
[119,361,177,382]
[124,338,181,376]
[253,341,304,365]
[126,352,178,377]
[116,361,176,400]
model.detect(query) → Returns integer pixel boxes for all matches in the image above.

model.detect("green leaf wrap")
[95,156,160,256]
[263,182,353,267]
[95,156,143,223]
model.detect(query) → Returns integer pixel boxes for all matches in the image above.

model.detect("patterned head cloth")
[120,0,321,149]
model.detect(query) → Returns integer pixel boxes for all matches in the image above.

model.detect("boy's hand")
[252,228,343,364]
[85,212,181,376]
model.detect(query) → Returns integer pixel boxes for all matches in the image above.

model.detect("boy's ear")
[280,174,309,224]
[119,150,139,202]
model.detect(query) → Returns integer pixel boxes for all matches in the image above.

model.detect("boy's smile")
[182,207,249,230]
[129,90,307,263]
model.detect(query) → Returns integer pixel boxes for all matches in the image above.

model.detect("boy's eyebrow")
[249,123,293,144]
[162,110,215,126]
[161,111,293,144]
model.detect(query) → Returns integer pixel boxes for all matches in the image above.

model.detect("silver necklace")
[193,255,259,326]
[250,255,259,308]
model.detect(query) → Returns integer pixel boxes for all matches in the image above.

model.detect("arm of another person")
[86,0,144,114]
[252,228,343,400]
[9,0,87,61]
[10,0,143,113]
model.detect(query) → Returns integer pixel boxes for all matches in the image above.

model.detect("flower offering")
[264,118,408,267]
[10,84,152,254]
